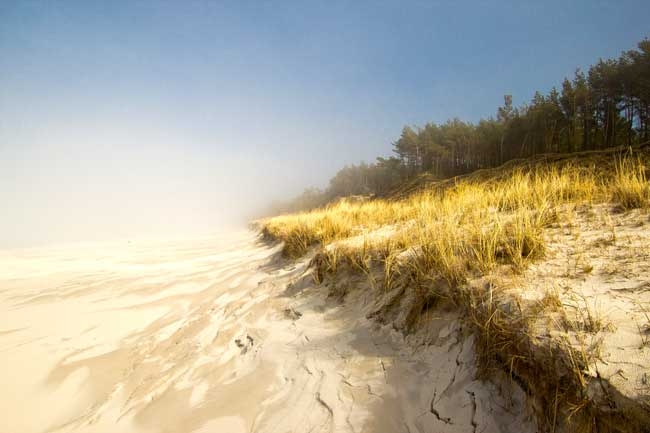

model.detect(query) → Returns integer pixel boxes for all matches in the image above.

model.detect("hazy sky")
[1,0,648,247]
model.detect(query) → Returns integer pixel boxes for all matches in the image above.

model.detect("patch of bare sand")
[497,203,650,422]
[0,230,534,433]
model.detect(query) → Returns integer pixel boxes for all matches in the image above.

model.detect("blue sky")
[1,0,648,246]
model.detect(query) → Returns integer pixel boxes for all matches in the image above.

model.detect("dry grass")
[561,293,614,334]
[261,153,647,266]
[258,150,650,433]
[612,153,649,210]
[637,302,650,348]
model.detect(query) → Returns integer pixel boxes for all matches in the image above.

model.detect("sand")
[0,230,534,433]
[517,204,650,409]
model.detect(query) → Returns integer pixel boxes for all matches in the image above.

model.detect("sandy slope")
[0,230,534,433]
[518,205,650,410]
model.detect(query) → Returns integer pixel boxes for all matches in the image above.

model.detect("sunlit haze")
[1,0,648,247]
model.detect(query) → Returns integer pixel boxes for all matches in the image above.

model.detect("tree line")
[269,38,650,214]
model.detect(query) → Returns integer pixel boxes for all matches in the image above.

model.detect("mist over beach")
[2,1,650,432]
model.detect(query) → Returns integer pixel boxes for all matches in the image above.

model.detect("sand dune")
[0,230,534,433]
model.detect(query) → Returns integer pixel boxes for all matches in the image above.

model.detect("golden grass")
[258,151,650,433]
[261,154,646,267]
[612,153,649,210]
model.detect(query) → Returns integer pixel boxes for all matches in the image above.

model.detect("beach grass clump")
[261,150,647,267]
[463,283,615,433]
[261,197,419,257]
[261,159,611,267]
[260,150,647,289]
[611,153,649,210]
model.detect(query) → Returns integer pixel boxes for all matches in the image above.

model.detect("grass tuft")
[611,152,649,210]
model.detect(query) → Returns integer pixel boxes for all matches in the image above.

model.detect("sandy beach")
[0,230,533,433]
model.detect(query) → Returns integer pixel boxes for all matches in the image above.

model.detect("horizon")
[2,0,649,247]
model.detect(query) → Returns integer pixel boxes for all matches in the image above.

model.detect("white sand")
[518,204,650,407]
[0,230,534,433]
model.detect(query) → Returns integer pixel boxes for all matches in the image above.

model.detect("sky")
[1,0,649,247]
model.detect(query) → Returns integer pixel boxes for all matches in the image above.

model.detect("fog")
[2,1,647,248]
[0,126,339,248]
